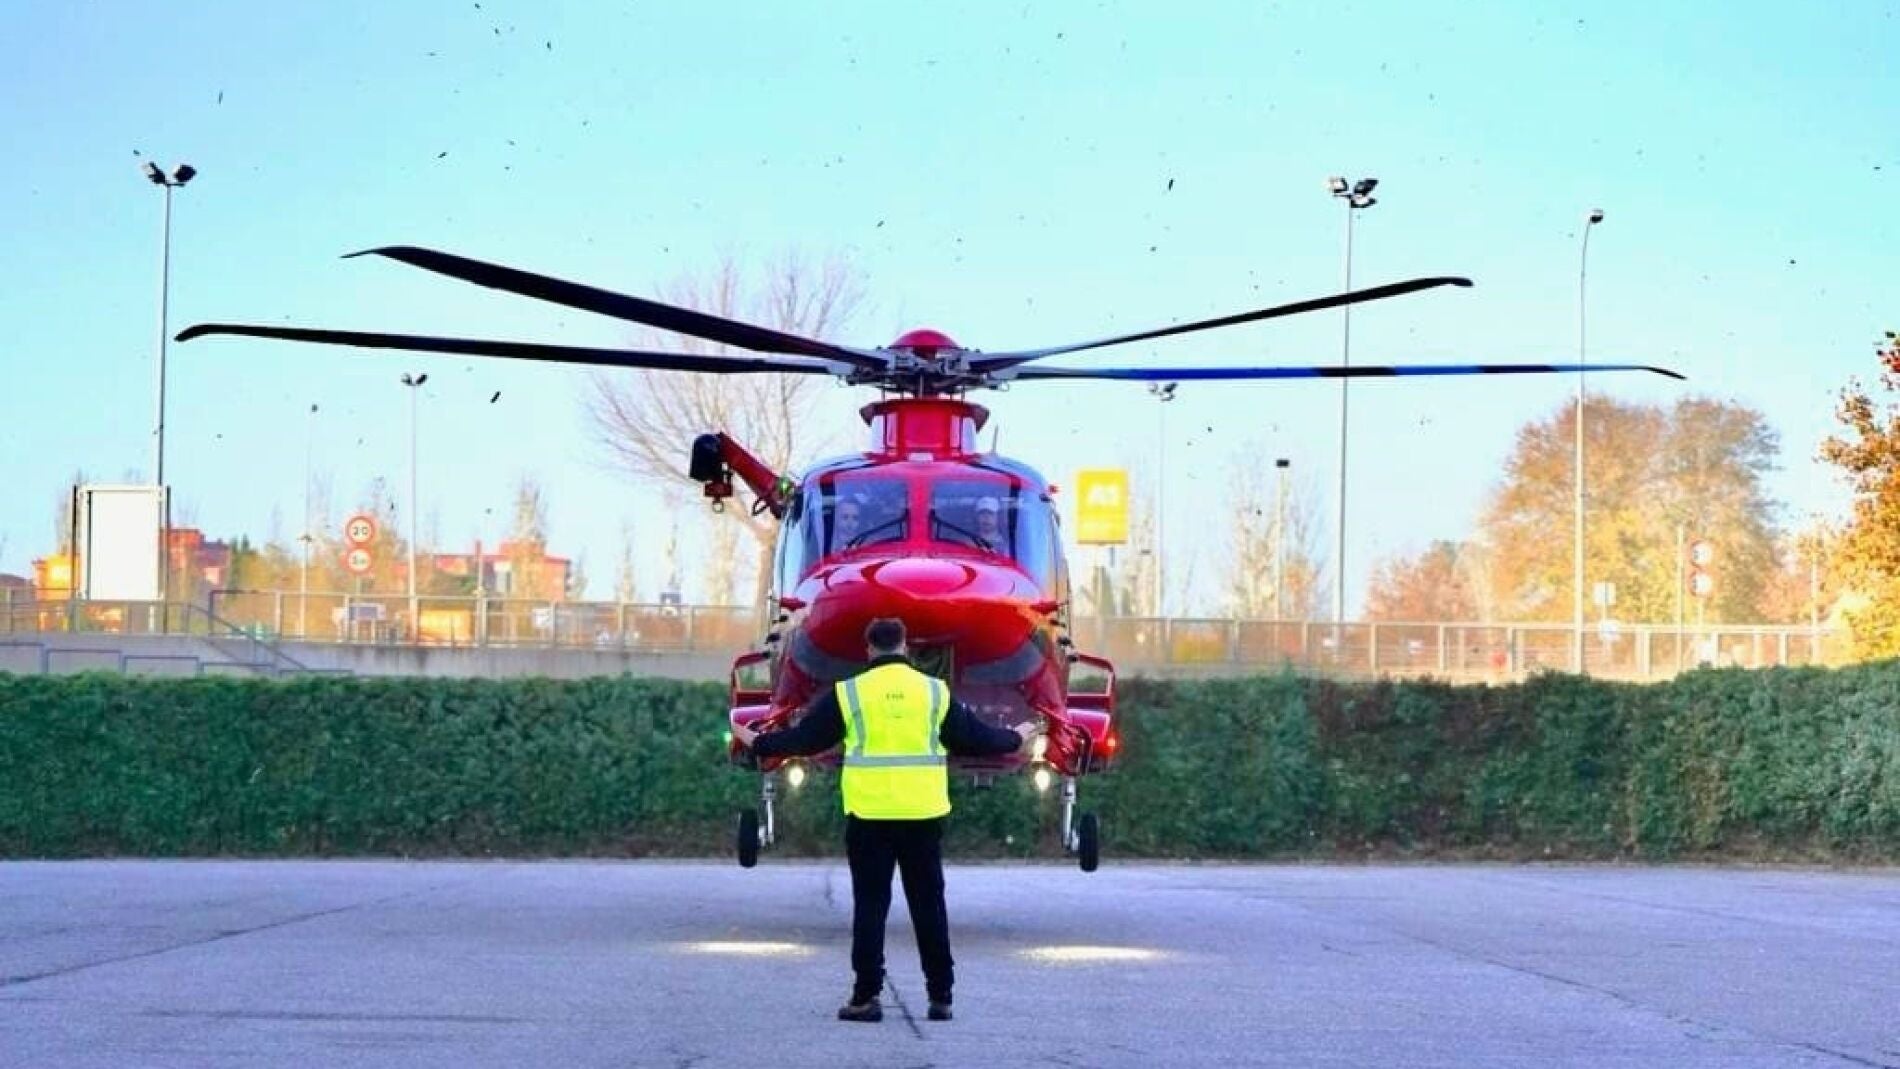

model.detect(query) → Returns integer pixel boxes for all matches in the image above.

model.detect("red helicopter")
[179,246,1680,871]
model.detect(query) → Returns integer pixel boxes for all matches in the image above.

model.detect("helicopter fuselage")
[717,396,1118,780]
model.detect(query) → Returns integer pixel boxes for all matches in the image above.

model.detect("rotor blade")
[347,245,889,371]
[175,323,849,375]
[1009,361,1685,382]
[971,277,1473,371]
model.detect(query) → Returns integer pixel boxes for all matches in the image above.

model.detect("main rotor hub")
[889,328,961,356]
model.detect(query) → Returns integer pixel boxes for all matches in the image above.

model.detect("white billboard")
[75,485,167,601]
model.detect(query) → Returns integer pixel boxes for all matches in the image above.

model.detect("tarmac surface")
[1,860,1896,1068]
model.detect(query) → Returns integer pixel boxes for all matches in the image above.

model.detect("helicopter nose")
[812,557,1046,661]
[865,558,982,598]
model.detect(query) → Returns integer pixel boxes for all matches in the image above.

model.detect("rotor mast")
[861,396,989,459]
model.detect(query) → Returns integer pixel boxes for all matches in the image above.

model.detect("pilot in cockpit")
[973,496,1004,550]
[832,497,864,549]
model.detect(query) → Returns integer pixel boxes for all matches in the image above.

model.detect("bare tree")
[1076,494,1158,618]
[505,475,552,600]
[586,252,866,613]
[613,519,639,603]
[702,512,743,605]
[54,470,88,554]
[1221,449,1327,620]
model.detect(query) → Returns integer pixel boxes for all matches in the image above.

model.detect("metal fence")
[0,588,1847,681]
[1074,617,1845,680]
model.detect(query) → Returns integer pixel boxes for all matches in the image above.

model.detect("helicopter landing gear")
[1058,775,1102,873]
[735,777,777,868]
[736,809,760,868]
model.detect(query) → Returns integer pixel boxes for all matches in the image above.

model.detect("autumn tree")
[1752,522,1842,628]
[1365,540,1484,622]
[1477,395,1781,624]
[1819,329,1900,656]
[586,253,866,614]
[1219,453,1328,620]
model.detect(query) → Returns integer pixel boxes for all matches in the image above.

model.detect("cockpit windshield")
[823,476,909,554]
[929,478,1058,585]
[777,470,1058,590]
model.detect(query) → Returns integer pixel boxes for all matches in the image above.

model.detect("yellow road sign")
[1075,469,1129,545]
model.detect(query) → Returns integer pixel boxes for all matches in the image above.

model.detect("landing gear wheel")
[1077,812,1100,873]
[737,808,761,868]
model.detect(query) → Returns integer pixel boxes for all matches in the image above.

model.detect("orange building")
[431,539,574,601]
[31,554,75,599]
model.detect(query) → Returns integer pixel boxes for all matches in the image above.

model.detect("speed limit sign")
[344,513,378,546]
[343,547,374,575]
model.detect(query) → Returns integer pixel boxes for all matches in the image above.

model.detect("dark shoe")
[837,997,883,1023]
[927,1000,953,1021]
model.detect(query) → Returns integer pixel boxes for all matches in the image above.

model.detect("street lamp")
[141,160,193,611]
[1574,208,1604,673]
[1147,381,1177,618]
[1273,458,1291,620]
[1327,175,1377,643]
[141,160,195,489]
[400,372,428,634]
[299,402,318,638]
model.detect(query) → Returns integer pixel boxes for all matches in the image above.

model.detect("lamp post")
[400,372,428,636]
[141,160,194,613]
[299,402,318,638]
[1326,176,1377,649]
[1574,208,1604,673]
[1273,458,1290,620]
[1148,381,1177,618]
[141,160,195,490]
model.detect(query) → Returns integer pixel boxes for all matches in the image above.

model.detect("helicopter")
[179,245,1681,872]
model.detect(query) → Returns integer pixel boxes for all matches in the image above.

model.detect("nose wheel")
[735,777,777,868]
[1058,775,1102,873]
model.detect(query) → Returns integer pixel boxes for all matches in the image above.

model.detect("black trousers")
[845,815,953,1003]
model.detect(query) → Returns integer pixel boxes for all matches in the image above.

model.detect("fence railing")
[0,588,1846,680]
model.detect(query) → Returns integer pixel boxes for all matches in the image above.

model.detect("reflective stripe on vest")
[837,662,951,820]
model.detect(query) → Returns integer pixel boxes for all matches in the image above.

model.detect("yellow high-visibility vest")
[837,662,951,820]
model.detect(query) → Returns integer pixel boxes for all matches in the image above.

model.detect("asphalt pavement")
[2,860,1896,1067]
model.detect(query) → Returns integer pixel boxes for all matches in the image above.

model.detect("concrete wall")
[0,632,732,681]
[271,641,730,681]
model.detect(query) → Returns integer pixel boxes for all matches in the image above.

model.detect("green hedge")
[1,665,1895,859]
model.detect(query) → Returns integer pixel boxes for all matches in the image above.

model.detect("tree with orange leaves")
[1471,395,1780,625]
[1819,330,1900,656]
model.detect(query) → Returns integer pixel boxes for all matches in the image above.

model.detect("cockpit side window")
[775,486,810,593]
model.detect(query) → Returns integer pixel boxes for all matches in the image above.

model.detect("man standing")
[732,617,1034,1024]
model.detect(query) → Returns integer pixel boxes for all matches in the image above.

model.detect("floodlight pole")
[142,161,193,615]
[401,373,426,637]
[1148,382,1176,618]
[154,182,175,490]
[1273,458,1290,620]
[1574,209,1603,674]
[1329,177,1377,653]
[300,403,317,638]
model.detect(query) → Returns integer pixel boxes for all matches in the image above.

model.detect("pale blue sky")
[2,1,1894,613]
